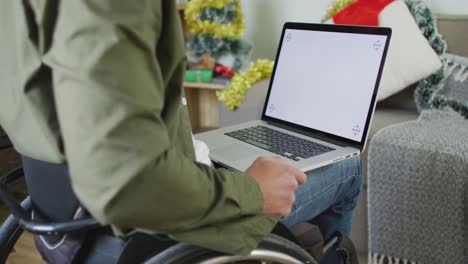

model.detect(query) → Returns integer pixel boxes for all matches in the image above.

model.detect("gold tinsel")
[184,0,245,39]
[322,0,356,22]
[217,60,274,111]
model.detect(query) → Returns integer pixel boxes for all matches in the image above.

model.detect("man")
[0,0,362,261]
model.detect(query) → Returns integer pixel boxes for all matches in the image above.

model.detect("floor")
[0,205,45,264]
[359,253,368,263]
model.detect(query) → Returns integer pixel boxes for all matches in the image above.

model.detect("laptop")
[195,23,392,172]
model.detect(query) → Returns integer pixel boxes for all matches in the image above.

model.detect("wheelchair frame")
[0,160,357,263]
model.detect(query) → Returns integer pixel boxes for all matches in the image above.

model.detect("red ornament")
[214,64,235,78]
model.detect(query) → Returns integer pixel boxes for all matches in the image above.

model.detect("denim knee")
[341,156,363,207]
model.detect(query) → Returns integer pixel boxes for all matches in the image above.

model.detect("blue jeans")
[281,156,363,242]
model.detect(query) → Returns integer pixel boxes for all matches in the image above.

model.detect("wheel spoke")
[199,249,303,264]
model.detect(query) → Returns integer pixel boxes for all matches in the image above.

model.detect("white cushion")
[327,0,442,101]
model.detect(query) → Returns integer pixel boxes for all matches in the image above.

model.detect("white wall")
[425,0,468,15]
[241,0,468,60]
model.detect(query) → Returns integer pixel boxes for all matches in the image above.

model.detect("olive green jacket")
[0,0,278,255]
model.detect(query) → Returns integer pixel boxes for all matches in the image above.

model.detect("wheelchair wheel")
[144,234,318,264]
[0,214,25,263]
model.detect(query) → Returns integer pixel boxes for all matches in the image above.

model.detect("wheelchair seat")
[0,155,359,264]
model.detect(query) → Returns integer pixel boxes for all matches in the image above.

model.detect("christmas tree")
[185,0,251,70]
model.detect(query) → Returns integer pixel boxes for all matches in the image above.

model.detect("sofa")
[217,15,468,254]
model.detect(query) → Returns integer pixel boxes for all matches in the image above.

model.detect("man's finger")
[293,170,307,185]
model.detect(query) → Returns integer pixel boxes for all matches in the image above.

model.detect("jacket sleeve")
[43,0,278,254]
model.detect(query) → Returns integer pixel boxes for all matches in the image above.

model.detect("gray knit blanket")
[368,109,468,264]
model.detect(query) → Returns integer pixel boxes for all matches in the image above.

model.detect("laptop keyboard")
[225,126,335,161]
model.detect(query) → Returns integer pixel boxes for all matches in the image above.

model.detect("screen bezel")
[261,22,392,151]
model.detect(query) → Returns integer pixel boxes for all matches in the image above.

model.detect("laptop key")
[269,148,284,155]
[244,139,274,151]
[226,126,335,161]
[290,155,300,161]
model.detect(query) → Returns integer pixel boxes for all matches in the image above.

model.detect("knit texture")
[429,54,468,118]
[368,110,468,263]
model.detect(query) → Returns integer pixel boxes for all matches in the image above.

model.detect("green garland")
[406,0,447,111]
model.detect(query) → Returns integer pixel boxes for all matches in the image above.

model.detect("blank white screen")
[265,29,387,142]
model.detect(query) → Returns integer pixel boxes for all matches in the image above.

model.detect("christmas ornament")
[190,55,216,70]
[214,64,235,78]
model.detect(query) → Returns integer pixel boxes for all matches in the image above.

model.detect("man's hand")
[245,156,307,217]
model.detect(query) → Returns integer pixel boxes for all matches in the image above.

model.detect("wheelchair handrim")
[199,249,303,264]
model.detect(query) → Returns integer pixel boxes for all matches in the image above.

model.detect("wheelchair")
[0,142,359,264]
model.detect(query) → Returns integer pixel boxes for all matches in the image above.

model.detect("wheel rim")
[198,249,304,264]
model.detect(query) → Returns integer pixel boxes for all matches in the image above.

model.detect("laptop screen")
[264,27,389,143]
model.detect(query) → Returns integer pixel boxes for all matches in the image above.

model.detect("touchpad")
[213,144,263,162]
